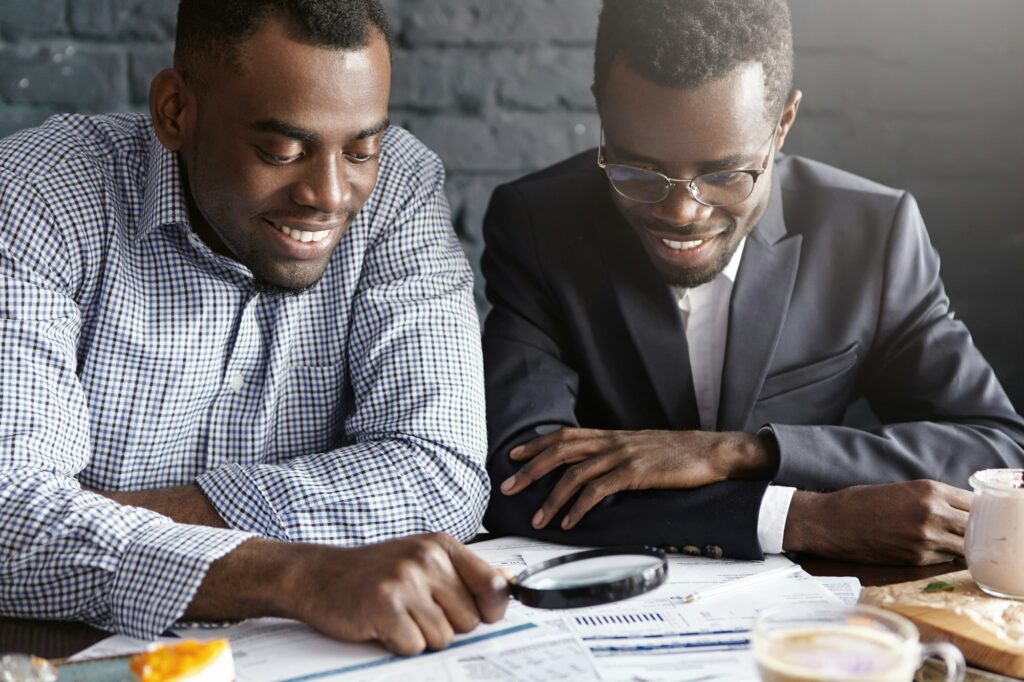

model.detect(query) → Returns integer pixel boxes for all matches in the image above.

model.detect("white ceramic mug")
[752,604,965,681]
[965,468,1024,599]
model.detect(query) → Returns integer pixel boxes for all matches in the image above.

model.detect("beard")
[253,277,319,297]
[633,217,742,289]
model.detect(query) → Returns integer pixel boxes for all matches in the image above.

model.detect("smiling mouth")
[275,224,331,243]
[661,238,706,251]
[264,218,341,244]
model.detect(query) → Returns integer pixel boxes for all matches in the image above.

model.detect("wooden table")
[0,555,1011,680]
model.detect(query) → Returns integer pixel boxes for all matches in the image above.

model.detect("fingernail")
[532,510,544,528]
[510,446,524,458]
[500,476,516,493]
[491,574,507,591]
[561,515,572,529]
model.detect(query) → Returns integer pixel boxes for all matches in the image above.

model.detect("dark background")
[1,0,1021,411]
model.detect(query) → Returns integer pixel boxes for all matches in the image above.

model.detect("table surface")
[0,554,970,662]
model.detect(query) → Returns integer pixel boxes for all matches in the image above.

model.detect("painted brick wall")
[2,0,1022,409]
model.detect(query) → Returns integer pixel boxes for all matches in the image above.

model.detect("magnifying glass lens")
[510,546,667,609]
[521,555,664,590]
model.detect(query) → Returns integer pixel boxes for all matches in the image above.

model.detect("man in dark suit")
[482,0,1024,564]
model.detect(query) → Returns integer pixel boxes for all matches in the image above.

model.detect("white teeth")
[277,225,330,243]
[662,238,705,251]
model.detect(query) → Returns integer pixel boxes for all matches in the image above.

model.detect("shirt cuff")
[111,522,254,639]
[756,484,797,554]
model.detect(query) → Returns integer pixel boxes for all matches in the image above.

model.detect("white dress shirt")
[671,238,795,554]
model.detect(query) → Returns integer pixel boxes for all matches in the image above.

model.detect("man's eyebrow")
[249,118,391,143]
[355,118,390,140]
[251,119,319,143]
[612,144,758,174]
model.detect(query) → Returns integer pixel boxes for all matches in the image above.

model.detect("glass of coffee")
[966,468,1024,599]
[752,604,965,681]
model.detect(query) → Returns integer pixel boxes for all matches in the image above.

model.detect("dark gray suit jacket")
[481,151,1024,559]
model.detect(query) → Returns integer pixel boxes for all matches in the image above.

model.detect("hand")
[498,427,778,530]
[784,480,972,565]
[189,533,508,656]
[293,533,508,654]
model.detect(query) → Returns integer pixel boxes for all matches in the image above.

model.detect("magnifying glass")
[508,546,668,609]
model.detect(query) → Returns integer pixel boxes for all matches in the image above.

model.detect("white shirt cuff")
[756,484,797,554]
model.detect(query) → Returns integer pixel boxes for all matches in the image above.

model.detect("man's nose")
[292,153,351,215]
[649,184,715,227]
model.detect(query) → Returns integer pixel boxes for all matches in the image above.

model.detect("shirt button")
[228,373,245,392]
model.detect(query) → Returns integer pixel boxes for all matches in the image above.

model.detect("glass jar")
[965,468,1024,599]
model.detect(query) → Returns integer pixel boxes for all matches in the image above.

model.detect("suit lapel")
[718,172,802,431]
[591,179,698,430]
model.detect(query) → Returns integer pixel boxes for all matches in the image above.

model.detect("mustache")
[639,220,734,239]
[257,207,361,225]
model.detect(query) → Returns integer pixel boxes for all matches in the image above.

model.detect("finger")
[508,428,603,461]
[443,538,509,624]
[936,529,966,557]
[502,440,604,496]
[429,560,483,634]
[563,472,629,530]
[946,487,973,513]
[533,457,620,529]
[945,508,970,537]
[408,598,455,651]
[376,612,427,656]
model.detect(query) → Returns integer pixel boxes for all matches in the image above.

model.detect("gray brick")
[0,105,62,138]
[0,43,128,112]
[129,44,174,103]
[406,112,598,173]
[790,0,1024,55]
[69,0,177,41]
[391,48,497,113]
[0,1,66,39]
[401,0,600,46]
[498,48,594,111]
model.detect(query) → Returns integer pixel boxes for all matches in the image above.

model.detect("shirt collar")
[136,125,191,241]
[671,236,747,306]
[720,236,746,283]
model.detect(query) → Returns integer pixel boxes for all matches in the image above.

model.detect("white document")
[817,576,863,606]
[513,545,844,681]
[71,537,844,682]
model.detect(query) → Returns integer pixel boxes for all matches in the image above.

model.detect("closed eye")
[256,148,303,165]
[344,152,377,164]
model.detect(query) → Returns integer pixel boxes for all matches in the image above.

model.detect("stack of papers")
[71,537,860,681]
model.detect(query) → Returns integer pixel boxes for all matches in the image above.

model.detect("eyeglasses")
[596,121,780,207]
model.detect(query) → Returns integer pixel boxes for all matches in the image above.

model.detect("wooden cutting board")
[860,570,1024,678]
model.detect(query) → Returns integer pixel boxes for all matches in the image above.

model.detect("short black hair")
[594,0,793,121]
[175,0,391,88]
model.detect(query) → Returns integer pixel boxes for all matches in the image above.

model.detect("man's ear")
[149,68,193,153]
[774,89,802,152]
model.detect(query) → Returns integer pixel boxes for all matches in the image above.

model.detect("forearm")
[184,537,298,622]
[716,431,779,479]
[197,436,488,544]
[96,484,227,528]
[771,421,1024,490]
[1,469,251,637]
[485,445,768,559]
[780,490,830,555]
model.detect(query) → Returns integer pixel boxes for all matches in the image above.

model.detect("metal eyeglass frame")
[596,119,781,207]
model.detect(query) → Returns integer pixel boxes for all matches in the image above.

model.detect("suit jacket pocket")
[759,343,859,402]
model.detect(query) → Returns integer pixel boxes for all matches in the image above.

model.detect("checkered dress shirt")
[0,113,488,639]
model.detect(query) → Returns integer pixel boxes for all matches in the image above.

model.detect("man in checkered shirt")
[0,0,506,655]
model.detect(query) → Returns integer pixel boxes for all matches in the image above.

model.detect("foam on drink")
[754,625,915,682]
